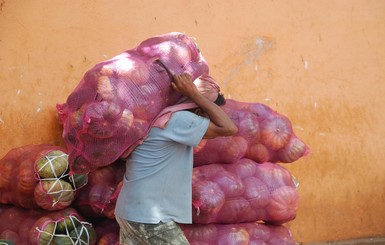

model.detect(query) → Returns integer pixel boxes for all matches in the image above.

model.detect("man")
[115,73,238,244]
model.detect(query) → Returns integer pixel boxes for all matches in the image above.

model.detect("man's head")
[190,92,226,117]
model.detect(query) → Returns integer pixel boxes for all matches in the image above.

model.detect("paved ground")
[305,237,385,245]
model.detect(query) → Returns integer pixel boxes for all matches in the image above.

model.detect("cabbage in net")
[57,32,209,174]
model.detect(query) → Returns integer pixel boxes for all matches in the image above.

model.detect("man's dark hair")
[214,93,226,106]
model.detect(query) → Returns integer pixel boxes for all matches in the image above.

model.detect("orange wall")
[1,1,385,243]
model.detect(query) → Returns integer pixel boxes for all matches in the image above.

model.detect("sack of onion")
[192,159,299,225]
[182,222,296,245]
[0,205,96,245]
[57,32,210,174]
[181,222,296,245]
[0,144,87,211]
[193,99,310,166]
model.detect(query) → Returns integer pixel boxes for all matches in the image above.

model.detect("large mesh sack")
[193,99,310,166]
[0,144,87,211]
[181,222,296,245]
[192,159,299,225]
[0,205,96,245]
[57,32,209,174]
[74,160,125,219]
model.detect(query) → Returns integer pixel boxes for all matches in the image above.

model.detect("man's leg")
[116,217,189,245]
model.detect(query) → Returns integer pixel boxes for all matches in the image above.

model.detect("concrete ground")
[305,237,385,245]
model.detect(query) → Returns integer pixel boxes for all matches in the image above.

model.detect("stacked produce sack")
[0,144,87,211]
[184,99,309,244]
[56,32,210,174]
[0,205,95,245]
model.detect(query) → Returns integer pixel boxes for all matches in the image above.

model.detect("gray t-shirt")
[115,110,210,224]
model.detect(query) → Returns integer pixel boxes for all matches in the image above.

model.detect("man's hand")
[171,74,200,99]
[171,74,238,139]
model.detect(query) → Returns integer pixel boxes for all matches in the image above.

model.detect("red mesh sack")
[74,161,125,219]
[181,222,296,245]
[0,144,87,211]
[193,99,310,166]
[57,32,209,174]
[0,205,96,245]
[192,159,299,225]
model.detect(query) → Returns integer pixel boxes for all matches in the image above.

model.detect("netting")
[193,99,310,166]
[0,144,87,211]
[192,159,299,225]
[74,160,125,219]
[181,222,296,245]
[0,205,95,245]
[57,32,210,174]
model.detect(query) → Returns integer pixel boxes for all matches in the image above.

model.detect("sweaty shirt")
[114,110,210,224]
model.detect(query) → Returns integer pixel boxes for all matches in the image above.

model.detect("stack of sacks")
[0,144,87,211]
[0,204,96,245]
[56,32,210,174]
[184,99,309,244]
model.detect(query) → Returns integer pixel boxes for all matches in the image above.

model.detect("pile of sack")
[0,32,309,245]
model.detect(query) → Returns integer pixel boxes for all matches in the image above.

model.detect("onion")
[212,171,245,198]
[237,114,260,144]
[216,199,252,223]
[218,227,250,245]
[254,163,293,189]
[260,116,292,150]
[182,224,218,244]
[192,180,225,215]
[245,143,271,163]
[225,158,256,178]
[278,136,309,163]
[265,186,299,223]
[243,177,270,209]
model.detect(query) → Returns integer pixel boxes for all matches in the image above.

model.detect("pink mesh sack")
[192,159,299,225]
[181,222,296,245]
[0,205,96,245]
[0,144,87,211]
[74,160,125,219]
[194,99,310,166]
[57,32,209,174]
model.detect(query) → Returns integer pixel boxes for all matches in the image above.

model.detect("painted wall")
[1,0,384,243]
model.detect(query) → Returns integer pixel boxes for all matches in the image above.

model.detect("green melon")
[68,173,88,190]
[36,150,69,179]
[53,236,75,245]
[55,216,81,234]
[69,224,96,244]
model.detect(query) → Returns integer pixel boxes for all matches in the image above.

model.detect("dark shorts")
[115,217,190,245]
